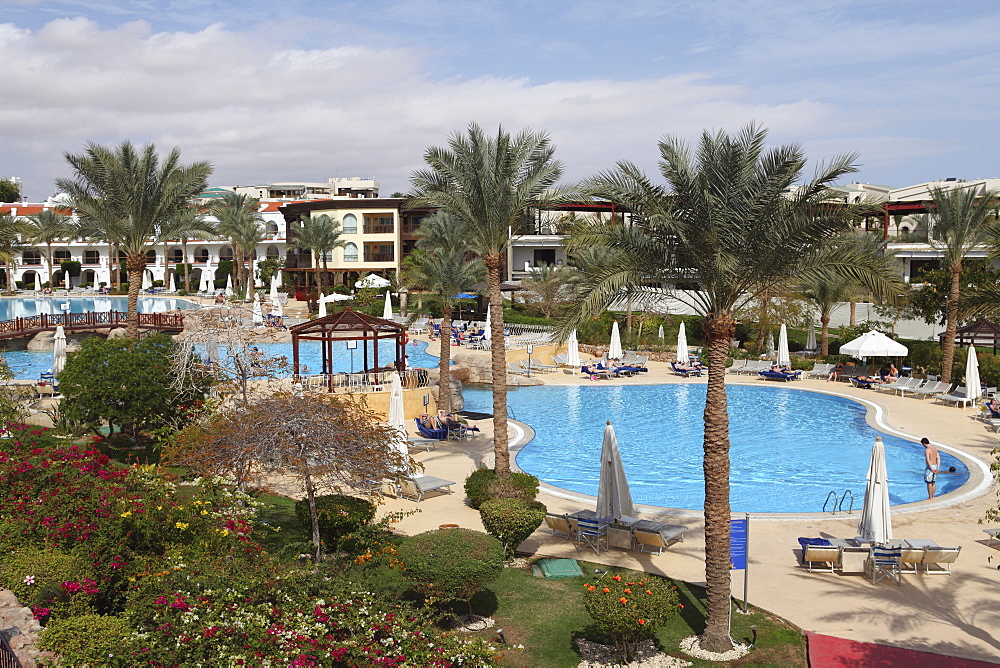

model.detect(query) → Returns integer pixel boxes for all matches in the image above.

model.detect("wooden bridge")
[0,311,185,340]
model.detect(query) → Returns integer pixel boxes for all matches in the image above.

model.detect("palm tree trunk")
[820,312,831,357]
[108,242,116,290]
[849,300,857,326]
[486,253,510,477]
[626,292,633,333]
[941,262,961,384]
[5,265,13,296]
[47,241,54,289]
[700,313,735,653]
[438,302,453,414]
[125,253,145,339]
[181,238,190,292]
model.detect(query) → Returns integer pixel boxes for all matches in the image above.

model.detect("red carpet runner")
[807,632,998,667]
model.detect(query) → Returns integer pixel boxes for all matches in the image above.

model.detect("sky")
[2,0,1000,200]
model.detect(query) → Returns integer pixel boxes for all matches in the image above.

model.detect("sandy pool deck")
[375,339,1000,663]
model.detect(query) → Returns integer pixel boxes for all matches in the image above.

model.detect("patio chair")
[543,514,575,539]
[507,362,532,376]
[898,545,925,575]
[983,528,999,546]
[803,362,833,379]
[866,546,902,585]
[803,545,841,573]
[934,391,976,408]
[414,417,448,440]
[899,380,942,398]
[574,517,608,555]
[922,546,961,574]
[875,376,917,393]
[398,475,456,502]
[634,529,672,555]
[759,369,801,382]
[726,359,747,374]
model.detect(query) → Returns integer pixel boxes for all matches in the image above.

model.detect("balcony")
[363,252,394,263]
[363,223,395,235]
[887,231,930,243]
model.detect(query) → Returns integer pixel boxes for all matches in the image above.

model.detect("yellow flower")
[200,509,208,515]
[120,511,132,518]
[175,521,189,530]
[156,506,163,510]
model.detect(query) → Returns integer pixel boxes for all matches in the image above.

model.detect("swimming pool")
[3,338,442,380]
[461,384,969,513]
[0,296,198,319]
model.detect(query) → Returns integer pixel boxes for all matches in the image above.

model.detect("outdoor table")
[568,509,614,525]
[904,538,940,548]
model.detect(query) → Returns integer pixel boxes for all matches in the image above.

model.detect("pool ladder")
[822,489,856,515]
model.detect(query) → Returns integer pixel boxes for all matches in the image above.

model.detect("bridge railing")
[0,311,185,339]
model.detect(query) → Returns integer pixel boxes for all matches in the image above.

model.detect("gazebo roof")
[938,319,1000,345]
[290,307,405,339]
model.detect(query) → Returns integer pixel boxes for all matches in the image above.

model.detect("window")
[343,214,358,234]
[84,250,100,264]
[54,249,72,261]
[343,242,358,262]
[533,249,556,266]
[266,245,280,259]
[146,249,156,262]
[168,248,183,263]
[194,247,209,263]
[219,246,234,261]
[266,222,279,235]
[22,250,41,265]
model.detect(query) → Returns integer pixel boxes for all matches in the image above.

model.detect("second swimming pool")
[461,384,968,513]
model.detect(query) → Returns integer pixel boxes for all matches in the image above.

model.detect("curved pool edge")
[503,380,994,521]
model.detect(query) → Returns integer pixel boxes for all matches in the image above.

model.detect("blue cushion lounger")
[849,377,882,389]
[671,362,703,377]
[414,417,448,440]
[758,370,800,382]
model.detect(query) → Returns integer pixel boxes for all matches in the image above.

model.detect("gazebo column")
[292,332,301,378]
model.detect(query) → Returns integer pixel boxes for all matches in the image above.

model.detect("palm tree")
[294,214,346,295]
[565,125,900,652]
[407,212,484,413]
[160,205,216,293]
[0,213,35,294]
[25,209,73,288]
[56,141,211,338]
[212,193,265,296]
[925,185,998,383]
[409,123,564,476]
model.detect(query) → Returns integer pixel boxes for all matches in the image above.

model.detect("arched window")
[117,250,127,263]
[194,247,209,263]
[343,214,358,234]
[54,249,72,261]
[146,249,156,262]
[83,249,100,265]
[266,222,279,235]
[219,246,234,261]
[22,250,41,265]
[266,245,280,259]
[343,242,358,262]
[168,248,183,263]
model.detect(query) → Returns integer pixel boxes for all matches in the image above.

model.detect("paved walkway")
[377,338,1000,664]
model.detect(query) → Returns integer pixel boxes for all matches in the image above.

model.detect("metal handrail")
[0,629,22,668]
[822,491,839,514]
[839,489,855,514]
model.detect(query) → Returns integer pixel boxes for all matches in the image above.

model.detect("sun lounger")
[759,369,801,382]
[726,359,747,374]
[983,528,999,546]
[875,376,917,393]
[407,437,438,452]
[921,546,961,574]
[849,377,883,389]
[507,363,532,376]
[910,382,954,399]
[544,514,575,539]
[899,380,942,398]
[671,362,703,377]
[803,544,841,573]
[935,391,976,408]
[414,417,448,440]
[802,362,833,379]
[398,475,456,502]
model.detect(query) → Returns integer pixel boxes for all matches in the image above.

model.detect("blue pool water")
[461,384,969,513]
[0,296,198,319]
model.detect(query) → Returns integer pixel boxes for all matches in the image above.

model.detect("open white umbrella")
[676,321,688,363]
[52,326,67,377]
[857,436,892,545]
[382,290,393,320]
[252,294,264,325]
[225,274,233,297]
[965,346,982,405]
[597,421,635,519]
[806,323,817,352]
[839,330,908,358]
[167,272,176,293]
[777,323,791,367]
[566,329,581,368]
[608,322,623,359]
[357,273,391,289]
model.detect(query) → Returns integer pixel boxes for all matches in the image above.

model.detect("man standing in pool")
[922,438,940,499]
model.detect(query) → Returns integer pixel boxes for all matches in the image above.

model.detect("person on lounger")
[882,364,899,383]
[828,362,844,382]
[770,364,793,374]
[853,375,883,385]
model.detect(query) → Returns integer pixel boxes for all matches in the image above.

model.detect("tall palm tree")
[57,141,211,338]
[0,213,36,295]
[409,123,564,476]
[565,125,900,652]
[294,214,346,295]
[212,193,265,296]
[160,205,216,292]
[925,185,998,383]
[25,208,73,288]
[407,212,484,413]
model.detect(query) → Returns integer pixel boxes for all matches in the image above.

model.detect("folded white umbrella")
[269,274,279,301]
[777,323,791,367]
[857,436,892,545]
[806,323,817,352]
[52,326,67,377]
[383,290,393,320]
[167,272,176,293]
[201,274,212,293]
[252,294,263,325]
[965,346,982,404]
[658,324,665,343]
[566,329,581,368]
[596,421,635,519]
[270,295,283,317]
[141,270,151,291]
[317,298,327,318]
[676,321,688,363]
[225,274,233,297]
[608,322,623,359]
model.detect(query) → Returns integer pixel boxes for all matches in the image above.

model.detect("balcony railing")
[363,223,395,234]
[887,231,930,243]
[363,252,394,262]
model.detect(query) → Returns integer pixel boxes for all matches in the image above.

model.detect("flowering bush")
[582,571,680,662]
[0,548,99,620]
[293,493,376,549]
[39,614,136,665]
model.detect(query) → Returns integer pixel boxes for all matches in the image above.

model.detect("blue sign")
[730,519,748,570]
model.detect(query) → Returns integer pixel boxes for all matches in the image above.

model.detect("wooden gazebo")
[939,319,1000,354]
[290,308,407,391]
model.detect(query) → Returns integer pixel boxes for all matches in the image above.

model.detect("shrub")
[293,494,376,548]
[479,498,546,558]
[39,614,136,664]
[397,528,504,612]
[464,468,539,509]
[583,571,681,662]
[0,548,100,621]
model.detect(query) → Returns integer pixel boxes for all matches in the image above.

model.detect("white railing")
[301,368,429,392]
